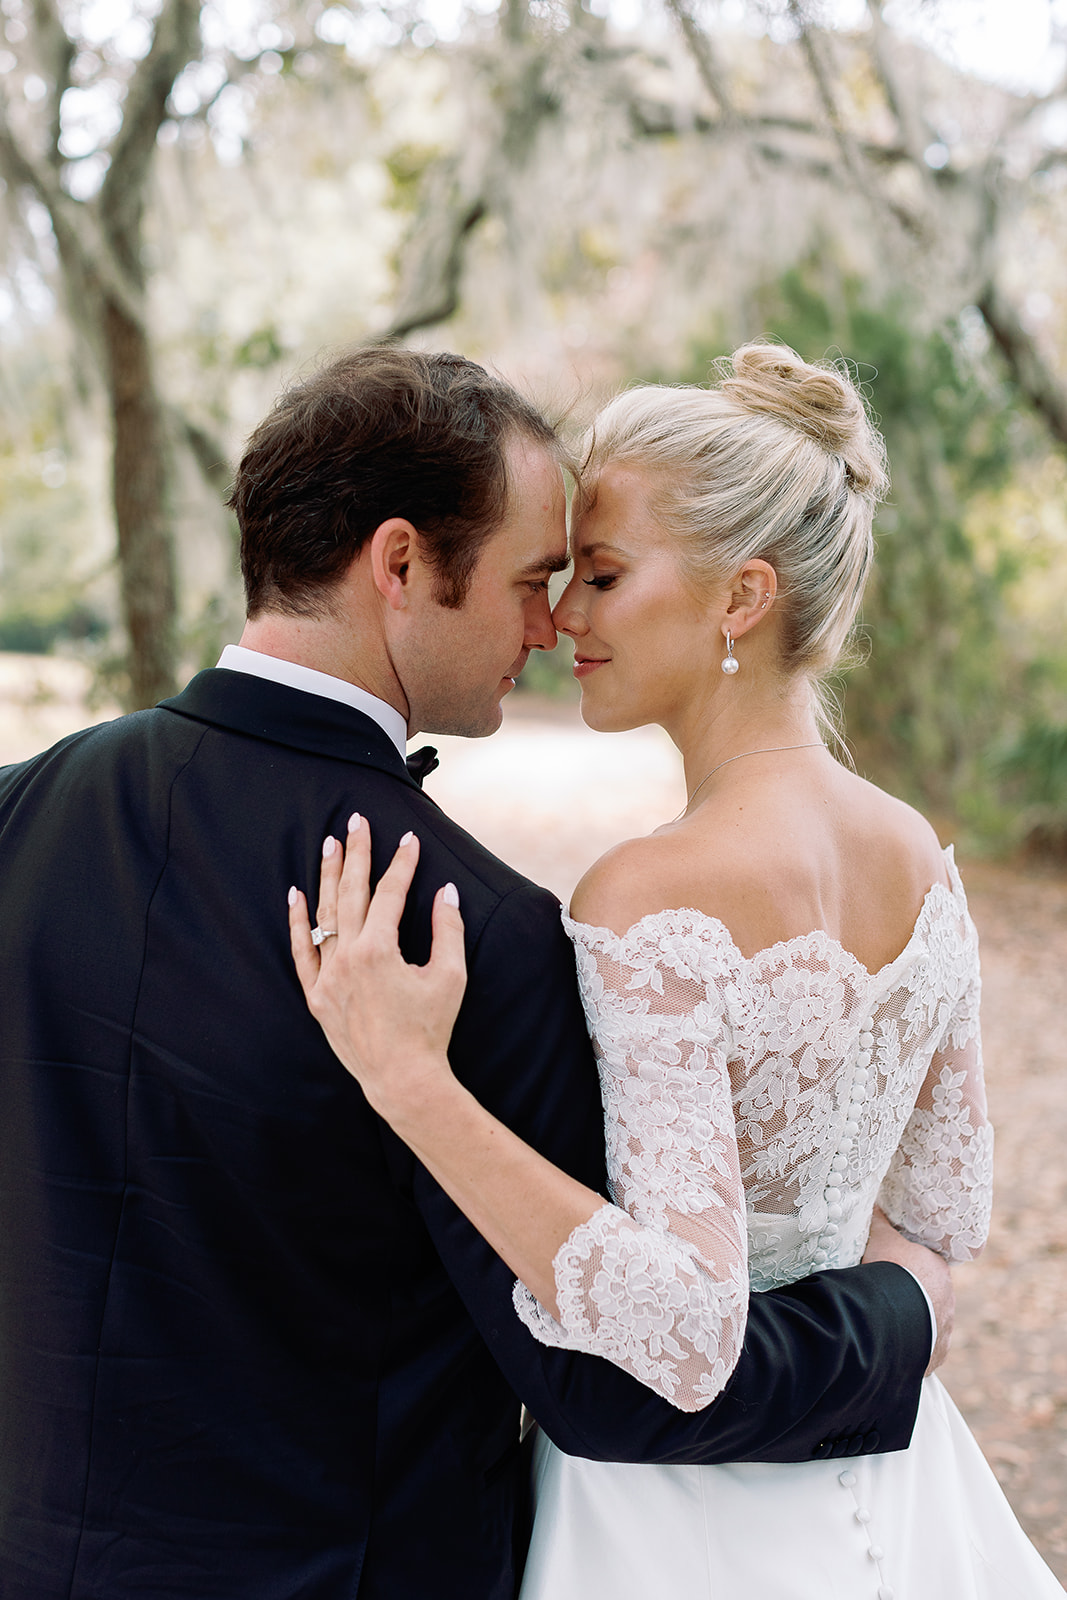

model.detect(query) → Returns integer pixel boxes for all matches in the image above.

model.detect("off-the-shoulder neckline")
[562,845,966,985]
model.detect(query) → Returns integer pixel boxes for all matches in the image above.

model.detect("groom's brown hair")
[230,346,562,618]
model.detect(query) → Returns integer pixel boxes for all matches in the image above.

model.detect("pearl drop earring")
[721,631,739,676]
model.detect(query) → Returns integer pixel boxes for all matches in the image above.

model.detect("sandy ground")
[3,661,1065,1581]
[0,652,122,762]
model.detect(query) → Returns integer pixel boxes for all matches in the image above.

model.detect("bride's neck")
[669,676,823,804]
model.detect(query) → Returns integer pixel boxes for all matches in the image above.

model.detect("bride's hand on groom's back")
[863,1206,955,1375]
[288,816,468,1123]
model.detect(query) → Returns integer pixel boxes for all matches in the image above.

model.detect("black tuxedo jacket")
[0,670,931,1600]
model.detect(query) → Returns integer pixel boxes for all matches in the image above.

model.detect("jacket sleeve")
[414,881,931,1465]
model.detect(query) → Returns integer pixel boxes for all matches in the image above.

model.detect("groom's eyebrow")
[520,554,571,576]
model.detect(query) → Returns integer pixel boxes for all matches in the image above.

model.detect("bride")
[289,344,1063,1596]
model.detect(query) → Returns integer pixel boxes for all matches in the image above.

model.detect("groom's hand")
[863,1206,954,1375]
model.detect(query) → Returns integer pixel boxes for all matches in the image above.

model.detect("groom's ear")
[369,519,420,611]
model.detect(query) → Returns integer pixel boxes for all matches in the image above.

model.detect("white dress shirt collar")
[216,644,408,759]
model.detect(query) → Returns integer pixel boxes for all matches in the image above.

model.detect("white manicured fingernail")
[399,830,414,847]
[323,836,337,858]
[288,885,298,907]
[443,882,459,908]
[348,812,361,832]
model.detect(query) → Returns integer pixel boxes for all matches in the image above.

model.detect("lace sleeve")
[877,930,993,1262]
[513,915,749,1413]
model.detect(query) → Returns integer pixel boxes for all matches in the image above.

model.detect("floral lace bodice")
[514,848,991,1412]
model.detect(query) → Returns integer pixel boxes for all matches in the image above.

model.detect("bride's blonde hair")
[581,342,889,685]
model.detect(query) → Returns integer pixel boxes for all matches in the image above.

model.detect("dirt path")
[3,667,1065,1579]
[939,862,1067,1579]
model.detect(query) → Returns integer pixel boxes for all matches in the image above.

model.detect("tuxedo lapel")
[159,669,423,790]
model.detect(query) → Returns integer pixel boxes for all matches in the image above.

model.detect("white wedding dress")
[515,849,1063,1598]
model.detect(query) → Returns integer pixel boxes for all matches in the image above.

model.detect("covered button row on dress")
[838,1469,894,1599]
[812,1030,875,1267]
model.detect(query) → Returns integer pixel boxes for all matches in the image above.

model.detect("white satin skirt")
[520,1378,1063,1599]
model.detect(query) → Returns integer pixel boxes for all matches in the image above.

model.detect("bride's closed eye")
[583,575,618,590]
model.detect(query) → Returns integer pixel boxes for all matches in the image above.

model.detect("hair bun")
[717,342,888,498]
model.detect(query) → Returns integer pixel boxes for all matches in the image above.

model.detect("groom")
[0,347,948,1600]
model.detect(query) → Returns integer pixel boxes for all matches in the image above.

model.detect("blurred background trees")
[1,0,202,704]
[1,0,1066,849]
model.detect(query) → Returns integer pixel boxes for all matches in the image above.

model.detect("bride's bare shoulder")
[567,771,951,947]
[845,772,951,888]
[568,830,711,937]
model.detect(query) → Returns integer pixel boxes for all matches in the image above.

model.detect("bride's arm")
[290,816,748,1410]
[877,910,992,1261]
[509,904,749,1411]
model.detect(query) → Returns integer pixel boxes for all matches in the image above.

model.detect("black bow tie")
[405,745,440,786]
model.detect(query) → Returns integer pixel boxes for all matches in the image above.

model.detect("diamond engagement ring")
[311,927,338,947]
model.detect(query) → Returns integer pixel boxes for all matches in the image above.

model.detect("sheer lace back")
[514,848,991,1411]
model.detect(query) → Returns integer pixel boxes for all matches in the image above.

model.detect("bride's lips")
[573,656,609,679]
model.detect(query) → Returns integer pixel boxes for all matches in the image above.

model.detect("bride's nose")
[551,574,588,638]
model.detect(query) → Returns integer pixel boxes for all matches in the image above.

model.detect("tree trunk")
[0,0,202,710]
[978,284,1067,452]
[104,298,178,708]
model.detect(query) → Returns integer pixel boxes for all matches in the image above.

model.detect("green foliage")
[998,717,1067,858]
[233,325,285,369]
[1001,718,1067,801]
[0,448,110,658]
[514,643,579,700]
[385,143,443,211]
[677,267,1066,849]
[0,602,106,654]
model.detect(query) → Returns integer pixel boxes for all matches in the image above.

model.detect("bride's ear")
[723,559,777,640]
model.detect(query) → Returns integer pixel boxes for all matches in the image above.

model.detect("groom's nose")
[525,588,559,651]
[551,576,586,638]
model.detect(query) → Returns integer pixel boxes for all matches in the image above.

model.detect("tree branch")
[1031,148,1067,177]
[979,283,1067,452]
[788,4,867,187]
[629,91,912,168]
[864,0,932,167]
[0,91,145,325]
[787,3,928,242]
[100,0,202,275]
[378,190,487,342]
[501,0,527,49]
[663,0,736,125]
[663,0,919,202]
[378,24,571,342]
[30,0,74,166]
[172,407,234,499]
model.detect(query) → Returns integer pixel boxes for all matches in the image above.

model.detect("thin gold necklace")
[677,742,826,820]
